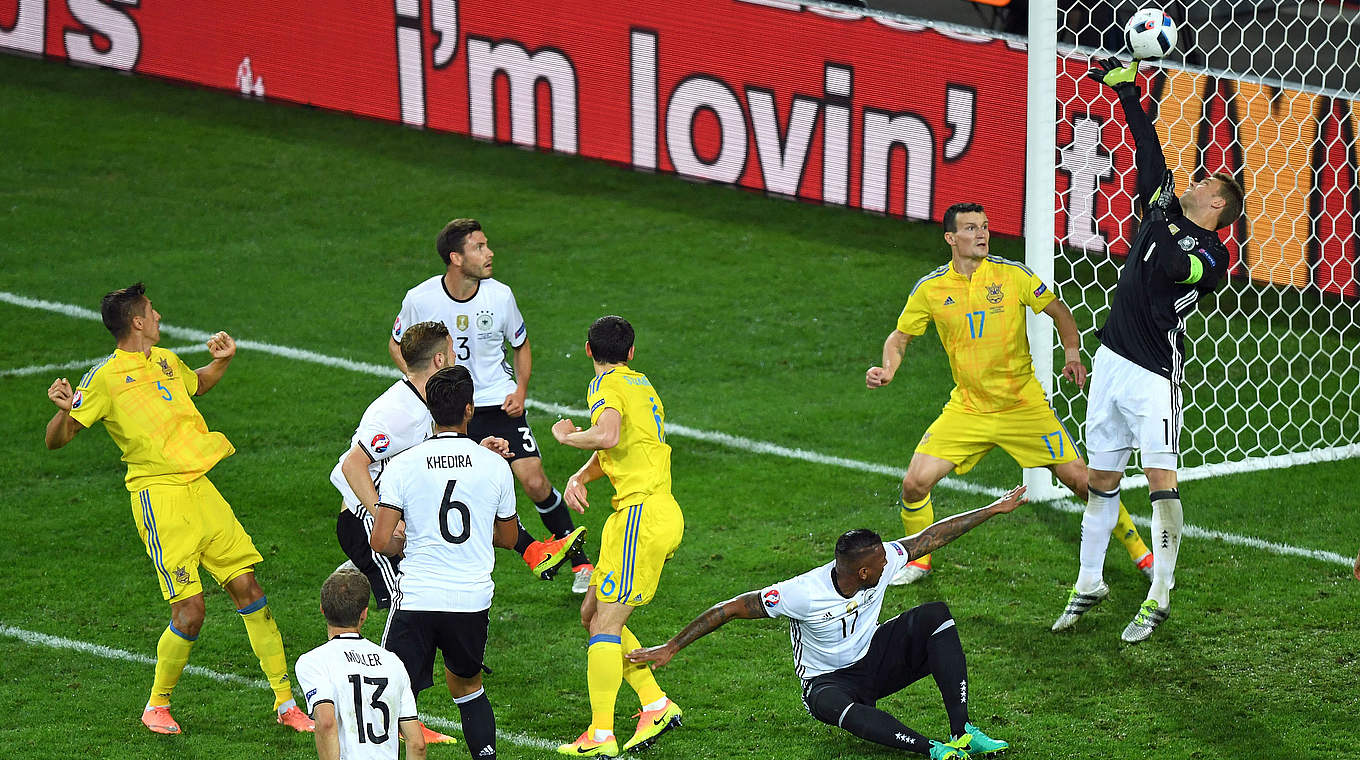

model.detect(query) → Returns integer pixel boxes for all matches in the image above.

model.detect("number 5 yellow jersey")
[896,256,1057,413]
[587,366,672,510]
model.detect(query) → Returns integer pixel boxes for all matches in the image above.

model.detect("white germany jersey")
[329,379,433,516]
[377,432,517,612]
[392,275,526,407]
[759,542,911,679]
[295,633,418,760]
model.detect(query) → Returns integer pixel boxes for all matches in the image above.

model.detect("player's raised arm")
[866,330,914,388]
[552,408,621,451]
[193,331,236,395]
[1088,57,1172,214]
[626,591,769,669]
[44,378,85,449]
[895,485,1027,562]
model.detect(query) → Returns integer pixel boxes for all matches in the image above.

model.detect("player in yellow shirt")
[867,203,1152,584]
[550,316,684,757]
[43,283,314,736]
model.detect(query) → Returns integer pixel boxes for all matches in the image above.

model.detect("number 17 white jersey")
[295,633,418,760]
[758,542,911,679]
[377,432,517,612]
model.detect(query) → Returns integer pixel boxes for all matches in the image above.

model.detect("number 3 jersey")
[295,633,417,760]
[391,275,526,407]
[759,542,911,679]
[376,432,517,612]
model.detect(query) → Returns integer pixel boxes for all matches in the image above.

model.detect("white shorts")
[1085,345,1181,471]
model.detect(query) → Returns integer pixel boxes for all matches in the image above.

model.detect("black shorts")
[468,406,541,461]
[335,509,400,609]
[382,608,491,694]
[802,601,954,724]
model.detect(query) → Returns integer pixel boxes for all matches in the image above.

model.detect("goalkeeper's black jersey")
[1096,88,1231,382]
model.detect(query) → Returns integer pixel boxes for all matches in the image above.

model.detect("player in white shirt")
[370,365,520,760]
[389,218,592,592]
[628,486,1028,760]
[333,321,583,617]
[295,568,425,760]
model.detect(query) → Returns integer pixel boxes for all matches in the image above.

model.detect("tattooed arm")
[896,485,1028,562]
[625,591,769,669]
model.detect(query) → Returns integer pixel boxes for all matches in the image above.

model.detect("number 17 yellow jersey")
[896,256,1056,413]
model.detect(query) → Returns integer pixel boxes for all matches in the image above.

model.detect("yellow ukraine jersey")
[896,256,1056,413]
[70,347,234,491]
[587,366,672,510]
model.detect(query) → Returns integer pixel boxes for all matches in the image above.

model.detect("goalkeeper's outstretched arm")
[1088,57,1173,214]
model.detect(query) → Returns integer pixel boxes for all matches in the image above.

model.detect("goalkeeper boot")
[141,705,182,735]
[1051,582,1109,632]
[961,723,1008,755]
[889,559,932,586]
[524,526,587,580]
[1120,599,1169,644]
[929,735,972,759]
[557,729,618,757]
[621,699,683,752]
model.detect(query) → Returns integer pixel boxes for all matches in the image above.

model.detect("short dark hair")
[100,282,148,340]
[943,202,985,233]
[834,529,882,564]
[587,315,634,364]
[426,365,474,426]
[400,321,451,369]
[320,569,371,628]
[436,218,483,266]
[1211,172,1245,230]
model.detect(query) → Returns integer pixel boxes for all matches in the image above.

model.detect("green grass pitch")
[1,53,1357,760]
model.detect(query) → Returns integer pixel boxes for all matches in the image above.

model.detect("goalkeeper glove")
[1086,57,1139,92]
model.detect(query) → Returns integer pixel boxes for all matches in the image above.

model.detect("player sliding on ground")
[1052,58,1244,644]
[867,202,1153,586]
[628,486,1028,760]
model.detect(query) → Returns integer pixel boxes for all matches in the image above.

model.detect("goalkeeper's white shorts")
[1085,345,1182,472]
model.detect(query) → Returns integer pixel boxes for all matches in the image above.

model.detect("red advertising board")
[2,0,1355,296]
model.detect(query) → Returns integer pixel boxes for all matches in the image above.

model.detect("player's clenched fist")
[48,378,74,411]
[205,331,236,360]
[865,366,893,389]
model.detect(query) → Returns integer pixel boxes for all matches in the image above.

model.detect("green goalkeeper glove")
[1086,57,1139,92]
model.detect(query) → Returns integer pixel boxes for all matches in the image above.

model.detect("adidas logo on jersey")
[943,296,955,306]
[478,745,496,757]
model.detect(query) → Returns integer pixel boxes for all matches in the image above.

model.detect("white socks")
[1076,486,1122,592]
[1148,490,1183,608]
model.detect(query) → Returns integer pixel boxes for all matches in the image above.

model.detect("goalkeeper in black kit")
[1051,58,1245,644]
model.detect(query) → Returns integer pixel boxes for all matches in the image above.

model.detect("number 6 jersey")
[759,542,911,679]
[376,432,516,612]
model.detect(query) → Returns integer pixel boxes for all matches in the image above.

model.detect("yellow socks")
[586,634,623,734]
[620,626,665,707]
[1112,501,1152,562]
[237,596,293,711]
[900,494,935,566]
[148,622,196,707]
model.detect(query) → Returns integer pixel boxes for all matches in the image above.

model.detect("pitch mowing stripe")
[0,623,559,751]
[2,290,1352,569]
[0,345,207,377]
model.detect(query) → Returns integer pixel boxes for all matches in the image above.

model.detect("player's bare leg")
[511,457,593,588]
[447,670,495,755]
[1051,458,1153,578]
[142,593,206,734]
[892,454,955,585]
[1122,467,1179,643]
[224,572,313,731]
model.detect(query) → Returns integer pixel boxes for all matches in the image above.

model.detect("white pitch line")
[0,346,207,377]
[0,622,558,751]
[2,290,1352,568]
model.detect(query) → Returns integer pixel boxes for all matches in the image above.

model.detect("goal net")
[1040,0,1360,483]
